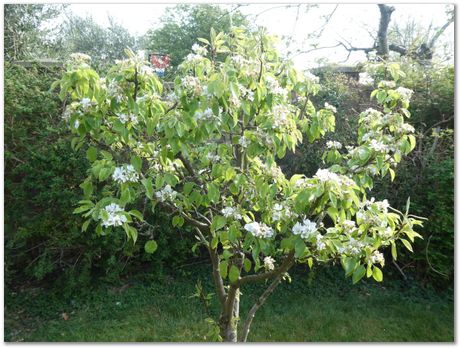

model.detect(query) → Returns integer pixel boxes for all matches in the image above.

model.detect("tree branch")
[237,250,295,286]
[241,273,285,342]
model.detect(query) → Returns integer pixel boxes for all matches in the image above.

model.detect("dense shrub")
[4,63,195,295]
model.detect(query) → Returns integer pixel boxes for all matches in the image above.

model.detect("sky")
[66,3,454,69]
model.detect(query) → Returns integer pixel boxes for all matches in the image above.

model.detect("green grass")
[5,265,453,342]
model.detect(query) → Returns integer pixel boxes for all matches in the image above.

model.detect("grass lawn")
[4,265,453,342]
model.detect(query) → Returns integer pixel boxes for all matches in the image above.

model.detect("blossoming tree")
[56,28,423,342]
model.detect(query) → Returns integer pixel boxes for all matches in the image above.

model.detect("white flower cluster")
[239,136,249,148]
[265,76,287,98]
[368,139,388,152]
[341,220,358,235]
[155,185,178,202]
[378,226,393,239]
[337,237,368,256]
[396,86,414,101]
[272,105,291,128]
[181,76,201,91]
[326,141,342,150]
[239,85,254,101]
[272,203,296,221]
[79,97,94,112]
[185,53,205,64]
[359,72,374,86]
[379,80,396,89]
[192,43,208,56]
[314,169,356,188]
[108,80,124,102]
[230,95,241,108]
[118,113,138,124]
[112,165,139,184]
[231,55,246,67]
[315,168,341,184]
[244,221,274,238]
[370,250,385,265]
[101,203,127,227]
[221,206,242,220]
[68,53,91,68]
[324,102,337,113]
[316,234,326,250]
[304,70,320,83]
[292,218,317,239]
[263,256,276,271]
[401,123,415,133]
[195,107,214,121]
[206,152,221,163]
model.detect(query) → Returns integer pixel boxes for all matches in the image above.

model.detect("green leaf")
[243,259,252,273]
[131,156,142,172]
[80,180,93,198]
[207,182,220,203]
[211,215,226,232]
[401,238,413,252]
[86,146,97,162]
[144,240,158,254]
[294,239,306,258]
[124,224,138,243]
[142,178,153,199]
[220,260,228,279]
[172,215,184,227]
[342,257,357,277]
[391,241,397,260]
[81,219,91,232]
[129,209,144,221]
[372,266,383,282]
[229,265,239,283]
[352,264,366,284]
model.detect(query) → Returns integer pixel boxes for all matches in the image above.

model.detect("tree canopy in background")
[141,4,248,73]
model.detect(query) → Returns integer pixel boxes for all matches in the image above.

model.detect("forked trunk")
[219,290,240,342]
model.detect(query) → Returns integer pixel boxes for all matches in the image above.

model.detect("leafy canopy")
[56,27,423,285]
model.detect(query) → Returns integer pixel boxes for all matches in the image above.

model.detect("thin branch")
[241,273,284,342]
[238,250,295,286]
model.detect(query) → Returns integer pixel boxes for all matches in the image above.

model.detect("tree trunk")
[376,4,395,59]
[219,290,240,342]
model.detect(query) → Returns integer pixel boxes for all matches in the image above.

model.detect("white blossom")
[396,86,414,101]
[155,185,178,202]
[100,203,127,227]
[292,218,317,239]
[112,165,139,184]
[74,120,80,129]
[326,141,342,150]
[239,136,249,148]
[315,168,341,184]
[379,80,396,89]
[342,220,357,234]
[221,206,242,220]
[192,43,207,56]
[206,152,220,163]
[401,123,415,133]
[263,256,276,271]
[370,250,385,265]
[181,76,200,90]
[324,102,337,113]
[195,107,214,121]
[369,139,388,152]
[244,221,274,238]
[316,234,326,250]
[117,113,138,124]
[304,70,319,83]
[359,72,374,86]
